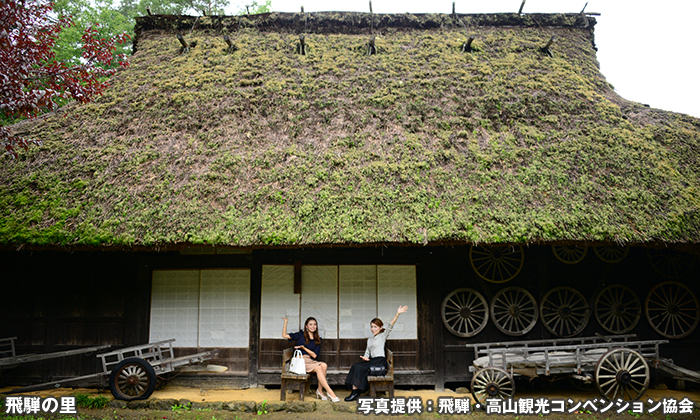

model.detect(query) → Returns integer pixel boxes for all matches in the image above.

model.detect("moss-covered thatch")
[2,12,699,249]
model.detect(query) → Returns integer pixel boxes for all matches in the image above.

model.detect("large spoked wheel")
[552,245,587,264]
[647,249,696,279]
[594,285,641,334]
[490,287,538,336]
[593,246,629,263]
[109,357,157,401]
[471,367,515,405]
[441,288,489,337]
[595,348,649,401]
[540,286,590,337]
[645,281,699,339]
[469,245,524,283]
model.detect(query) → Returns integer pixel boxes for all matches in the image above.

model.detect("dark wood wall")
[1,245,698,390]
[436,246,700,387]
[0,251,146,383]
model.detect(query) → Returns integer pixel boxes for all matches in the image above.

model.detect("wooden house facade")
[1,12,699,390]
[2,244,698,389]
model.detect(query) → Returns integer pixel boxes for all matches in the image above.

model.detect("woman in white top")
[344,305,408,401]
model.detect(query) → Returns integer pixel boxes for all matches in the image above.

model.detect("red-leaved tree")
[0,0,130,158]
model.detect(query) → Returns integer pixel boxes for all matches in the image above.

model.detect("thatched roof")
[2,12,699,250]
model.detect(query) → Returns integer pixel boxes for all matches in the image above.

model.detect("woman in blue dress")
[282,316,339,402]
[344,305,408,401]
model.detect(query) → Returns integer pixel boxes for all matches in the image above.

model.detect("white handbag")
[288,349,307,375]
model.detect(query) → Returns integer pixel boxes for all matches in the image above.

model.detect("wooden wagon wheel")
[109,357,157,401]
[552,245,588,264]
[595,348,649,401]
[441,288,489,338]
[469,245,524,283]
[645,281,699,339]
[594,285,641,334]
[471,367,515,405]
[647,249,696,279]
[593,246,629,264]
[540,286,590,337]
[490,287,538,336]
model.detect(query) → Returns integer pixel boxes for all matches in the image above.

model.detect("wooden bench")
[280,347,312,401]
[368,348,394,398]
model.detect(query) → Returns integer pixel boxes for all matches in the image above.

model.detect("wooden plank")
[421,258,442,388]
[5,372,106,394]
[657,359,700,384]
[248,262,262,384]
[293,261,302,294]
[0,345,111,367]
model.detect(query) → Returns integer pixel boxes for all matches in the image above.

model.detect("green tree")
[53,0,133,65]
[235,0,271,14]
[119,0,228,17]
[1,0,130,158]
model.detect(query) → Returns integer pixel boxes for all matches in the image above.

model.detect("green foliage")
[235,0,271,15]
[119,0,227,17]
[256,399,268,415]
[172,402,191,412]
[53,0,133,65]
[74,393,110,409]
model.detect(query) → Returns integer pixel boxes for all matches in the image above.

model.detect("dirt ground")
[2,380,700,419]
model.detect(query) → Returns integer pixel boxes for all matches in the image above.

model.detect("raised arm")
[282,317,292,340]
[389,305,408,326]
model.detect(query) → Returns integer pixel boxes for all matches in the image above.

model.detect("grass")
[74,393,111,409]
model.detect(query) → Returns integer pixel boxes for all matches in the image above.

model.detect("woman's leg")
[313,363,337,399]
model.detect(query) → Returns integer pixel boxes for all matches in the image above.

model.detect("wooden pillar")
[248,254,263,387]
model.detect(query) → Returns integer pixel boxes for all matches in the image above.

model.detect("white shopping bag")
[288,349,306,375]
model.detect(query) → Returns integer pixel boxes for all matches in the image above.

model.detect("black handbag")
[368,366,387,376]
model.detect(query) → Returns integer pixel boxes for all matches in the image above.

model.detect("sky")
[234,0,700,118]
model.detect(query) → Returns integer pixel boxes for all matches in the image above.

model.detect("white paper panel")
[377,265,417,339]
[300,266,338,339]
[199,269,250,347]
[150,270,200,346]
[260,265,299,338]
[339,265,377,338]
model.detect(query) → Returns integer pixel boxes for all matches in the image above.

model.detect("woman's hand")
[282,318,291,339]
[296,345,316,359]
[390,305,409,326]
[360,356,370,361]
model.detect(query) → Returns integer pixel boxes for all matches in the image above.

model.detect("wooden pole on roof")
[224,35,237,53]
[177,33,190,54]
[369,0,373,13]
[462,36,475,53]
[452,2,455,16]
[301,6,304,12]
[298,34,306,55]
[580,2,588,14]
[367,35,376,56]
[518,0,526,14]
[540,36,555,57]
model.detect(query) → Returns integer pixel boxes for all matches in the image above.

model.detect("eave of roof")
[2,12,699,250]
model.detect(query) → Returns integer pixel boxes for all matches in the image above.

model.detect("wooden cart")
[462,335,669,402]
[0,336,111,374]
[2,338,221,401]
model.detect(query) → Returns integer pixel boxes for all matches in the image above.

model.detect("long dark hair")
[303,317,321,345]
[370,318,385,334]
